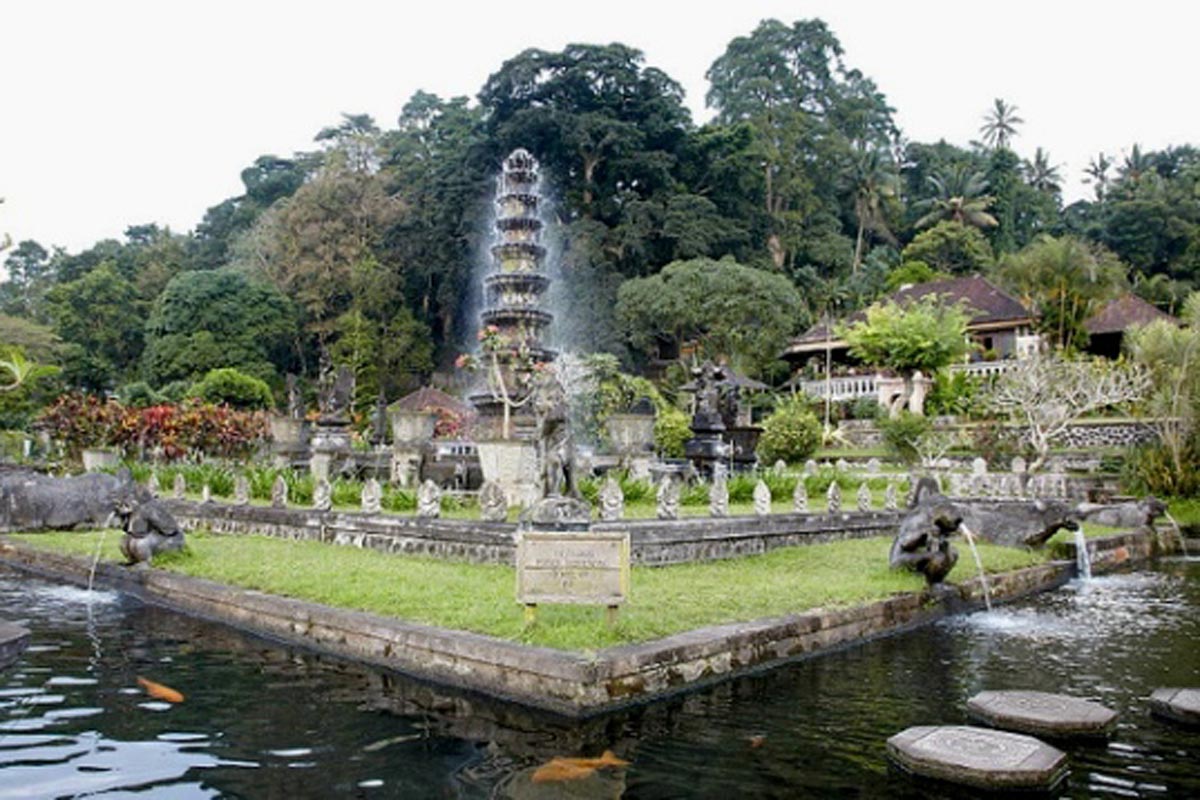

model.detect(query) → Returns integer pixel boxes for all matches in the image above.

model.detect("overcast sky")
[3,0,1196,254]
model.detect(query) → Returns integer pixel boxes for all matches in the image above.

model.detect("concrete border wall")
[1,531,1152,717]
[165,500,902,566]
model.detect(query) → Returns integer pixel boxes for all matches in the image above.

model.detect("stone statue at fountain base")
[890,494,962,585]
[112,488,185,565]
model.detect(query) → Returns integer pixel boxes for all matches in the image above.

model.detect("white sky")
[2,0,1196,253]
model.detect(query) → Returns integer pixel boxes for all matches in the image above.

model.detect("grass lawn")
[11,529,1044,652]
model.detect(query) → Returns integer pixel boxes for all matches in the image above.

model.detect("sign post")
[516,530,630,626]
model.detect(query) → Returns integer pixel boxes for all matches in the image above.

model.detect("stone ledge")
[0,531,1150,717]
[0,619,30,670]
[166,499,903,567]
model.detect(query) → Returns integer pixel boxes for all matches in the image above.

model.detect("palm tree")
[1118,144,1157,190]
[1083,152,1112,202]
[1022,147,1062,194]
[980,99,1024,150]
[849,148,899,273]
[913,165,998,229]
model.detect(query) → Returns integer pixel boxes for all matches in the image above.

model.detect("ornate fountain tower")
[470,148,555,439]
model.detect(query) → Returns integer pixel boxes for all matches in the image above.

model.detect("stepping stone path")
[0,621,30,670]
[887,725,1067,792]
[1149,688,1200,726]
[967,690,1118,737]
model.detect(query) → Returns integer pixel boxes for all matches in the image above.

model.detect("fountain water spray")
[1163,511,1189,558]
[1071,528,1092,581]
[469,149,555,439]
[959,523,993,612]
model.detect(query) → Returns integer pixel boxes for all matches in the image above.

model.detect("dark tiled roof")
[390,386,474,417]
[1085,294,1179,335]
[787,275,1031,350]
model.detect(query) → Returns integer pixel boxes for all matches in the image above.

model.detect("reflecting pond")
[1,559,1197,798]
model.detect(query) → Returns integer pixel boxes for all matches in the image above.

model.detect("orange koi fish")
[531,750,629,783]
[136,676,185,703]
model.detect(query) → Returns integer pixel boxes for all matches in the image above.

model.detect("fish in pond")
[136,676,184,703]
[531,750,629,783]
[748,735,767,749]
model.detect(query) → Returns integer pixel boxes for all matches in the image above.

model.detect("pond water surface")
[1,560,1197,798]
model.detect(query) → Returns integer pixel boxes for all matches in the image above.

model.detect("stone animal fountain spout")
[111,485,185,565]
[890,482,963,585]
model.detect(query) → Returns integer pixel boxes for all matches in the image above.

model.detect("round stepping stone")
[887,725,1067,792]
[0,620,31,670]
[967,690,1118,737]
[1149,688,1200,726]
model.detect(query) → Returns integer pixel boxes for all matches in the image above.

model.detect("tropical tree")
[1022,147,1062,195]
[615,257,806,377]
[985,352,1148,472]
[993,235,1127,350]
[705,18,895,269]
[837,295,973,415]
[1125,293,1200,493]
[1083,152,1113,202]
[141,268,298,388]
[849,147,899,272]
[900,221,994,274]
[979,98,1023,150]
[913,165,998,229]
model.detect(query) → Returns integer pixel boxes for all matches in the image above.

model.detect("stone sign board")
[517,531,630,619]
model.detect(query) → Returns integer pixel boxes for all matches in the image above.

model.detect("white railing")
[795,360,1020,400]
[796,375,877,401]
[950,360,1018,378]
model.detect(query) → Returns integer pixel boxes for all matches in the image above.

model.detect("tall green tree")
[993,235,1127,350]
[44,262,144,390]
[706,18,895,270]
[141,268,298,388]
[979,98,1023,150]
[615,257,806,377]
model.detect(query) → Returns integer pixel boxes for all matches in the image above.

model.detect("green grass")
[1166,497,1200,529]
[11,530,1043,652]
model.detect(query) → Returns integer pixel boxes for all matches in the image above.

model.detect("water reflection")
[0,561,1197,798]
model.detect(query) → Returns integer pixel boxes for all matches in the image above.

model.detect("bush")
[877,411,932,466]
[119,382,163,408]
[1122,439,1200,497]
[655,406,691,458]
[849,396,881,421]
[757,395,822,464]
[190,368,275,411]
[926,370,978,418]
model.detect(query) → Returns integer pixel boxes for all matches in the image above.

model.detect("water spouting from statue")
[959,523,993,612]
[1071,527,1093,581]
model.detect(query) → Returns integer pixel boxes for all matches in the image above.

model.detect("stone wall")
[838,418,1158,453]
[166,500,902,567]
[165,501,516,564]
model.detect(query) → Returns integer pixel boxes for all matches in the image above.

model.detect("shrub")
[655,407,691,458]
[877,411,932,466]
[1122,439,1200,497]
[849,396,881,421]
[926,370,978,418]
[118,382,163,408]
[37,394,124,454]
[757,395,822,464]
[190,368,274,411]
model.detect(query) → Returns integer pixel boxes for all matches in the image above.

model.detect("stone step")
[967,690,1119,737]
[887,725,1067,792]
[1149,688,1200,727]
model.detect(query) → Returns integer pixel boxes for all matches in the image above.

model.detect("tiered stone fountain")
[471,149,556,506]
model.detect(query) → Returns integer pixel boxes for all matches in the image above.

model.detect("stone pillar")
[390,408,437,487]
[475,439,541,509]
